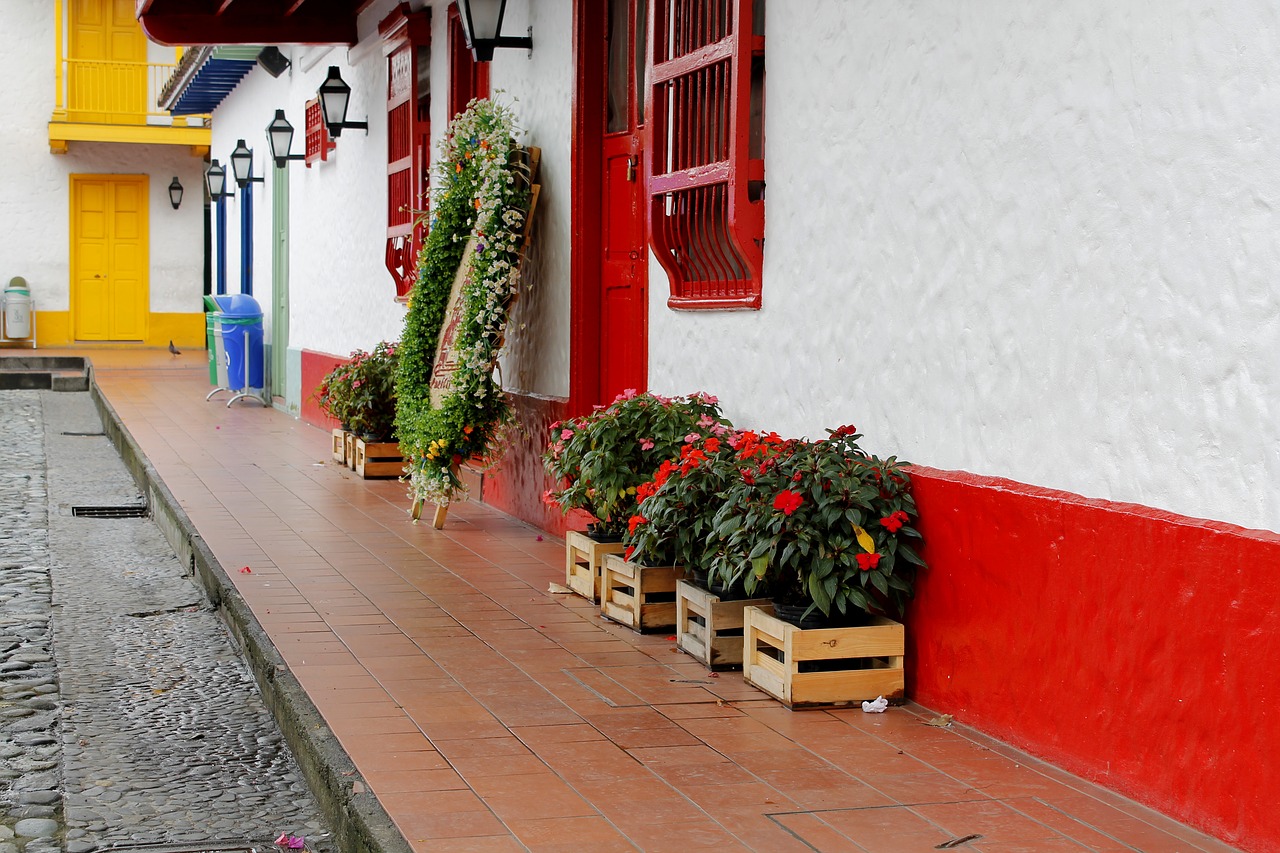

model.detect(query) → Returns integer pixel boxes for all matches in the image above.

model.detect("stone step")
[0,357,89,391]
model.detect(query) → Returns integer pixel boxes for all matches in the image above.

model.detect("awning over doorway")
[136,0,363,47]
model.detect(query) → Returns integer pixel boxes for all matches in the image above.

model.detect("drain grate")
[71,504,149,519]
[61,431,106,436]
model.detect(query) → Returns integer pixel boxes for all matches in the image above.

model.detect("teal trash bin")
[219,294,264,391]
[203,295,221,386]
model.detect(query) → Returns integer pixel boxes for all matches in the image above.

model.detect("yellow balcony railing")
[54,58,207,127]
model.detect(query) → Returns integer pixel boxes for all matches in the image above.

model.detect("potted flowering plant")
[715,425,925,626]
[317,341,400,442]
[544,391,731,542]
[626,429,776,594]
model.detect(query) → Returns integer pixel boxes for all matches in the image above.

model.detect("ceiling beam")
[138,11,358,46]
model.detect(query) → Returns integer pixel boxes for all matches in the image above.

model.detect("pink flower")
[561,429,574,440]
[639,438,655,450]
[698,414,716,427]
[684,433,701,443]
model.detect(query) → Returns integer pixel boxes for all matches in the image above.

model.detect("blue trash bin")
[218,293,264,391]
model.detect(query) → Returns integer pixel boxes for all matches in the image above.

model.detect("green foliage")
[395,98,532,506]
[543,391,731,544]
[316,341,399,440]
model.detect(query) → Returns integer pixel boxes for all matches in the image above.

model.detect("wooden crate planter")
[332,429,350,464]
[564,530,625,602]
[600,554,684,632]
[742,604,905,709]
[345,433,358,470]
[353,438,404,479]
[676,580,771,670]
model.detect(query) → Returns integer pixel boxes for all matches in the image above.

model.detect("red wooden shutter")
[448,6,491,119]
[304,98,335,167]
[380,5,432,300]
[386,42,416,298]
[647,0,765,309]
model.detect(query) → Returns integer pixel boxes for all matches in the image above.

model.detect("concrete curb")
[87,367,413,853]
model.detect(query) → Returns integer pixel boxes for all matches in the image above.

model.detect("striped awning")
[160,47,261,116]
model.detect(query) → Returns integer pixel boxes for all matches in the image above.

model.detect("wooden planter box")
[676,580,771,670]
[353,438,404,479]
[332,429,350,464]
[564,530,625,602]
[345,432,358,470]
[742,604,905,709]
[600,554,684,632]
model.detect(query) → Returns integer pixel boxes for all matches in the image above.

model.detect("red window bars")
[380,5,432,300]
[303,98,335,167]
[647,0,765,309]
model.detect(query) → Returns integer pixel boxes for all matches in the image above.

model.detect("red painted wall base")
[478,391,592,537]
[906,466,1280,852]
[299,348,349,431]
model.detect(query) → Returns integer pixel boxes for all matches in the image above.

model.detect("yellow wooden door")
[69,0,147,123]
[73,176,148,342]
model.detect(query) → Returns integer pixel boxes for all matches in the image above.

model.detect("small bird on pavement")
[168,340,181,357]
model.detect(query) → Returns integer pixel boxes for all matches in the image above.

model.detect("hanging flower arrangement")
[395,98,533,510]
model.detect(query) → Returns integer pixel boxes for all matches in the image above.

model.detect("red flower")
[624,545,635,561]
[636,481,658,502]
[703,437,721,453]
[773,490,803,516]
[856,552,881,571]
[879,510,910,533]
[628,514,647,535]
[679,448,707,475]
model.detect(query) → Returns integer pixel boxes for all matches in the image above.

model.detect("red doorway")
[573,0,649,411]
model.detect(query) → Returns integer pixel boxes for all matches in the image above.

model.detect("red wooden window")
[303,98,335,167]
[647,0,765,309]
[380,5,432,300]
[448,5,491,119]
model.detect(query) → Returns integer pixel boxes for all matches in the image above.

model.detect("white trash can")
[3,277,32,340]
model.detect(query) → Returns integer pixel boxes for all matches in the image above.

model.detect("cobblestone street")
[0,389,334,853]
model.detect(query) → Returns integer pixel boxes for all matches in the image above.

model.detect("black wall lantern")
[317,66,368,138]
[265,110,306,169]
[229,139,265,188]
[168,176,184,210]
[458,0,532,62]
[206,159,233,199]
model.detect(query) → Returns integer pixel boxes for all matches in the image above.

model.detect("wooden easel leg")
[432,504,448,529]
[411,498,422,522]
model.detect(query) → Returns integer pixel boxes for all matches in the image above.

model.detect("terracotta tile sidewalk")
[58,349,1236,852]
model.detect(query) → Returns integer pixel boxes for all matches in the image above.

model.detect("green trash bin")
[203,295,220,385]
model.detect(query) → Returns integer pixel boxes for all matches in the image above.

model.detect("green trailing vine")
[395,98,531,509]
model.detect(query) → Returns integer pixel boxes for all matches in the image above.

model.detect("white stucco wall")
[207,0,573,404]
[1,0,206,321]
[648,0,1280,532]
[488,0,575,399]
[209,45,406,357]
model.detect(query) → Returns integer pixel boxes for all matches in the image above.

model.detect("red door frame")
[569,0,606,419]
